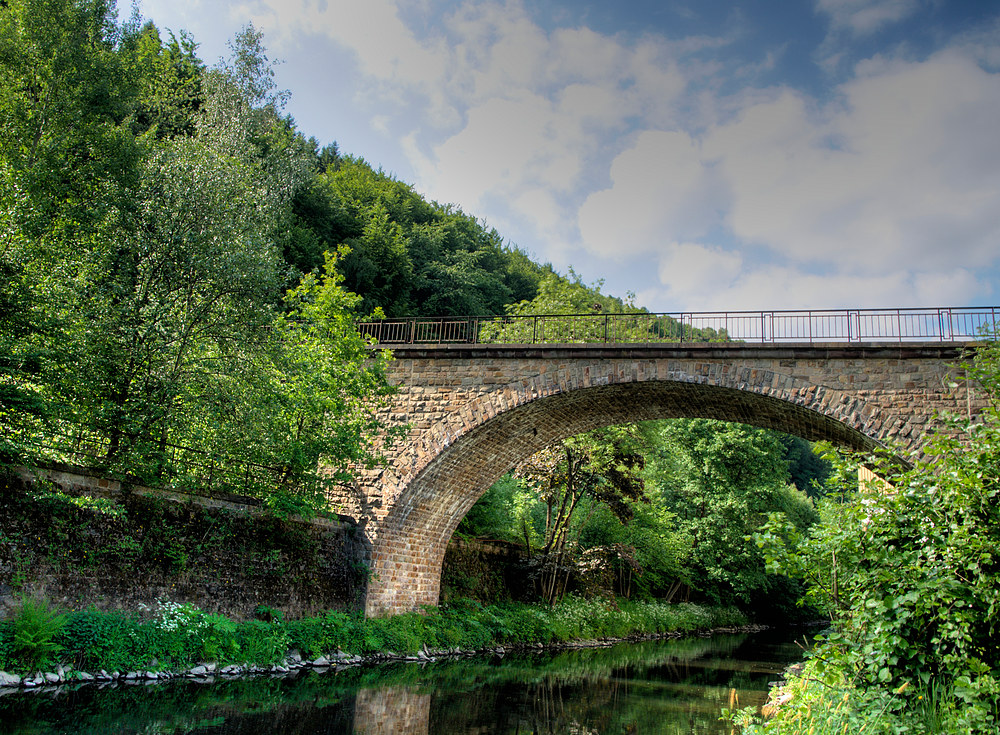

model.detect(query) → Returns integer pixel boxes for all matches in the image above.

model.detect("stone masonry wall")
[1,466,366,620]
[328,342,983,616]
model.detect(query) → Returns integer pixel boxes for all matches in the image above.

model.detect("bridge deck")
[373,340,973,360]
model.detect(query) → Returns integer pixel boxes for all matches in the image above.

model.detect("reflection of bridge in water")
[348,633,800,734]
[354,685,431,735]
[342,307,997,617]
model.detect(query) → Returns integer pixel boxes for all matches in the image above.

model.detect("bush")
[8,597,67,672]
[237,620,288,665]
[0,621,11,666]
[59,609,143,672]
[751,339,1000,732]
[2,596,746,673]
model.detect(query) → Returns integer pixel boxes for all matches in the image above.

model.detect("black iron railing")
[13,419,294,497]
[358,307,999,346]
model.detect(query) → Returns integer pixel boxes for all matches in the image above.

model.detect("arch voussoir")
[348,344,977,616]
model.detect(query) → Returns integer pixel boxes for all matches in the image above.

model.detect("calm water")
[0,629,809,734]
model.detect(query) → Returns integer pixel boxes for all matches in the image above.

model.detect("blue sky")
[138,0,1000,313]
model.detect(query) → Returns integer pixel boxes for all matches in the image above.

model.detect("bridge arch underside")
[364,379,885,616]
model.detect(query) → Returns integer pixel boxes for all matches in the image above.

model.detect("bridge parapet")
[359,306,997,346]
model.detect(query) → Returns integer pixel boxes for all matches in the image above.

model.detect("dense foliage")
[0,595,744,674]
[734,338,1000,732]
[0,1,553,510]
[456,419,821,618]
[293,156,550,317]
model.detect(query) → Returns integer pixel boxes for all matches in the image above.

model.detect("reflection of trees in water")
[0,632,803,734]
[427,632,799,734]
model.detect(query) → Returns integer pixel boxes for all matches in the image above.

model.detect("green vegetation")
[453,419,823,620]
[725,338,1000,733]
[0,596,745,675]
[0,1,553,511]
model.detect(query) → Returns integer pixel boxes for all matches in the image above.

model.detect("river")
[0,628,809,734]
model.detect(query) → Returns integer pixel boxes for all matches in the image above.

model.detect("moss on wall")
[0,470,367,620]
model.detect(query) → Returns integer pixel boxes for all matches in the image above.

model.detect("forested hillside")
[0,2,564,507]
[0,1,704,500]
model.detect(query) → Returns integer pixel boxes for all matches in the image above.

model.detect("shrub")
[286,616,327,658]
[0,621,11,666]
[59,609,143,672]
[200,614,240,662]
[8,597,67,672]
[238,620,288,665]
[750,339,1000,732]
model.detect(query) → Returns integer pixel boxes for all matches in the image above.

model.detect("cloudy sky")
[138,0,1000,313]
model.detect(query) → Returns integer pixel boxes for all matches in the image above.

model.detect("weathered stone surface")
[332,342,986,616]
[1,470,365,620]
[353,685,431,735]
[0,672,20,687]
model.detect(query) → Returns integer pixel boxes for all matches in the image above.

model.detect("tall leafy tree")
[0,0,143,464]
[128,21,204,140]
[514,427,648,604]
[181,250,400,513]
[644,419,816,608]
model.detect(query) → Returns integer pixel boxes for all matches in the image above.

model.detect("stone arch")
[364,362,904,616]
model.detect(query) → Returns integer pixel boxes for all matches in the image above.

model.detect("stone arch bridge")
[335,309,994,616]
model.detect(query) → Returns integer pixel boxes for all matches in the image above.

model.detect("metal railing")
[358,307,999,346]
[12,419,295,497]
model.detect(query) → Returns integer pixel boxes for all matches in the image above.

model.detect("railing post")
[409,318,416,345]
[533,315,538,344]
[604,314,609,343]
[942,308,953,341]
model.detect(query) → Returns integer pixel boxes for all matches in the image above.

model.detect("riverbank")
[0,597,750,692]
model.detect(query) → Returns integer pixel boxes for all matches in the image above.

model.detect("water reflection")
[354,686,431,735]
[0,629,807,735]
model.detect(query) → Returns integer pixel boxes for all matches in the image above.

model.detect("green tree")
[128,21,204,140]
[513,426,648,604]
[0,0,143,464]
[644,419,816,609]
[292,156,547,317]
[752,337,1000,730]
[0,257,48,463]
[182,249,401,514]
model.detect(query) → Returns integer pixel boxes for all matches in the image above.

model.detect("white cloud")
[407,2,693,245]
[643,257,982,312]
[815,0,923,35]
[655,242,743,305]
[707,50,1000,271]
[578,131,724,258]
[245,0,448,84]
[580,43,1000,310]
[411,94,585,209]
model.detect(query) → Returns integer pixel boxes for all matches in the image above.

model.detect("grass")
[0,596,747,675]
